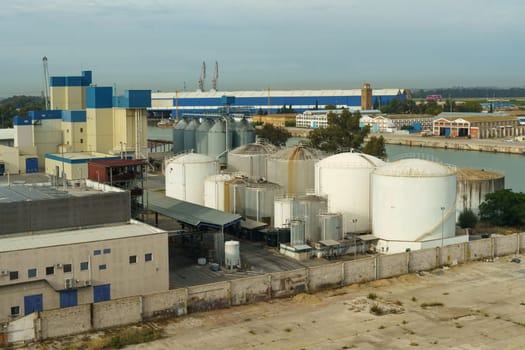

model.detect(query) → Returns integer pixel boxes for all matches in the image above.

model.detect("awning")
[357,234,379,241]
[240,218,268,230]
[319,239,340,247]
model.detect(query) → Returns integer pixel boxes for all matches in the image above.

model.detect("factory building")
[432,113,525,139]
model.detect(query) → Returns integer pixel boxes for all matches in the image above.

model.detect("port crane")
[42,56,50,110]
[211,61,219,91]
[197,61,206,92]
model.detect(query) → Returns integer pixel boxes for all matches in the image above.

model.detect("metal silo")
[295,194,327,243]
[172,119,187,154]
[165,153,218,205]
[183,119,200,152]
[319,213,343,241]
[371,159,456,243]
[290,219,305,247]
[204,173,234,211]
[208,119,233,165]
[315,152,385,233]
[227,176,249,216]
[234,118,256,147]
[196,119,213,155]
[266,146,326,196]
[244,180,283,226]
[227,141,278,179]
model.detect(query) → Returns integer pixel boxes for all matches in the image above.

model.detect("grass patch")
[249,329,256,335]
[394,300,403,306]
[420,302,444,308]
[411,296,417,302]
[410,342,419,346]
[63,326,162,350]
[284,327,292,332]
[368,293,378,300]
[379,325,385,329]
[370,304,385,316]
[402,320,408,325]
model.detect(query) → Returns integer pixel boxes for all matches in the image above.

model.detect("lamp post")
[352,218,358,259]
[440,206,445,248]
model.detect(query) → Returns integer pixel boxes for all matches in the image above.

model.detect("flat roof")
[45,152,120,164]
[88,159,147,167]
[0,185,71,203]
[319,240,340,246]
[0,220,165,253]
[357,234,379,241]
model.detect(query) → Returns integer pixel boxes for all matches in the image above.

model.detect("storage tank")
[208,119,233,164]
[227,176,249,215]
[295,194,327,243]
[165,153,218,205]
[228,141,278,179]
[204,173,234,211]
[315,152,385,233]
[196,119,213,155]
[371,159,456,242]
[456,167,505,218]
[267,146,326,196]
[183,119,200,152]
[274,197,296,228]
[225,240,241,269]
[172,119,188,154]
[319,213,343,241]
[244,181,283,226]
[290,219,305,247]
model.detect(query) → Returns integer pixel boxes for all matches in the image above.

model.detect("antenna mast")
[42,56,50,109]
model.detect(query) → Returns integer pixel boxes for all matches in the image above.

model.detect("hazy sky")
[1,0,524,96]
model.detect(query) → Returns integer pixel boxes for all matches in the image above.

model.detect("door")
[25,158,38,173]
[24,294,43,315]
[93,284,111,303]
[60,290,78,308]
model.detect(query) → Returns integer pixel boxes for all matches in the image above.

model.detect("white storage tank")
[227,176,249,215]
[315,152,385,233]
[267,146,326,196]
[319,213,343,241]
[225,240,241,269]
[456,167,505,218]
[228,141,278,179]
[204,173,234,211]
[274,197,296,229]
[295,194,328,243]
[244,180,283,226]
[371,159,456,242]
[165,153,218,205]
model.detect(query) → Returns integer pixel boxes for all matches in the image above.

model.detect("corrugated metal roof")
[0,220,165,252]
[146,191,243,229]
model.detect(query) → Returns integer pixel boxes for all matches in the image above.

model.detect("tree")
[0,95,44,128]
[456,101,482,113]
[362,136,386,159]
[458,208,478,229]
[479,189,525,228]
[257,107,264,116]
[255,123,291,146]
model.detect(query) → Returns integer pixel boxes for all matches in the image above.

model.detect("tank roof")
[456,167,505,181]
[168,152,216,164]
[229,142,278,155]
[269,146,326,161]
[374,159,455,177]
[316,152,385,169]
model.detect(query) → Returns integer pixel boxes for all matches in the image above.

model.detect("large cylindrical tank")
[371,159,456,242]
[295,194,328,243]
[274,197,296,228]
[172,119,187,154]
[204,173,234,211]
[228,142,278,179]
[244,181,283,226]
[165,153,218,205]
[319,213,343,241]
[290,219,305,246]
[456,167,505,218]
[208,119,233,164]
[267,146,326,196]
[196,119,213,155]
[315,152,385,233]
[183,119,200,152]
[226,176,248,215]
[225,240,241,269]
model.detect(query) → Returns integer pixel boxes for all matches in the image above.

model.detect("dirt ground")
[41,255,525,350]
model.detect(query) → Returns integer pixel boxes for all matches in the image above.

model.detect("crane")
[42,56,50,110]
[197,61,206,92]
[211,61,219,91]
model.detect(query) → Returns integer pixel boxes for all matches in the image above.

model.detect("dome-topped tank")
[172,119,187,154]
[228,141,278,179]
[266,146,326,196]
[183,119,200,152]
[315,152,385,233]
[196,119,213,155]
[233,118,256,148]
[371,159,456,243]
[208,119,233,164]
[165,153,218,205]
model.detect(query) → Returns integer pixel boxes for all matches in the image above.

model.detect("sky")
[1,0,524,96]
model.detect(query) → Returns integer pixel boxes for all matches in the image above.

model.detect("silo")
[319,213,343,241]
[204,173,234,211]
[172,119,187,154]
[455,167,505,218]
[295,194,327,243]
[267,146,326,196]
[290,219,305,246]
[208,119,233,164]
[196,119,213,155]
[315,152,385,233]
[235,118,256,147]
[183,119,200,152]
[244,181,283,226]
[371,159,456,242]
[165,153,218,205]
[228,142,278,179]
[274,197,296,228]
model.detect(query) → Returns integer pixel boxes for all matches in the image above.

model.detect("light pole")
[352,218,358,258]
[440,206,445,248]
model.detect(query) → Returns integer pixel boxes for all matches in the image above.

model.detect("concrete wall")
[343,257,376,285]
[467,239,492,261]
[440,243,466,266]
[270,268,308,298]
[230,275,270,306]
[93,297,142,329]
[377,253,408,279]
[143,289,187,319]
[520,233,525,253]
[40,304,91,339]
[494,234,518,256]
[7,313,36,343]
[307,262,343,292]
[409,248,437,272]
[187,282,231,313]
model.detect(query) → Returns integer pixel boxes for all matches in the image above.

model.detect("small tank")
[172,119,187,154]
[225,240,241,269]
[319,213,343,241]
[295,194,327,243]
[290,219,305,247]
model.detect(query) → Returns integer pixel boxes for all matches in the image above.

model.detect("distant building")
[432,113,525,138]
[359,115,395,133]
[361,83,373,110]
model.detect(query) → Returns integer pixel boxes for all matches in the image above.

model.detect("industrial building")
[432,113,525,139]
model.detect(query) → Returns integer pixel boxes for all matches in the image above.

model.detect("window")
[94,250,101,256]
[80,138,84,144]
[145,253,153,262]
[80,127,83,133]
[10,306,20,317]
[63,264,72,273]
[80,261,89,271]
[103,248,111,254]
[28,268,37,278]
[129,255,137,264]
[9,271,18,280]
[99,264,107,270]
[46,266,54,275]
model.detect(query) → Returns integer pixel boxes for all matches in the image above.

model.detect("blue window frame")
[94,250,101,255]
[145,253,152,262]
[11,306,20,316]
[80,261,89,271]
[103,248,111,254]
[99,264,107,270]
[28,268,37,278]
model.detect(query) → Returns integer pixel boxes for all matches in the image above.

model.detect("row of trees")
[379,99,483,115]
[411,87,525,99]
[0,95,44,128]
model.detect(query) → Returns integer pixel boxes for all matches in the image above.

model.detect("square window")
[63,264,72,273]
[28,268,37,278]
[80,261,89,271]
[129,255,137,264]
[9,271,18,280]
[94,250,101,256]
[46,266,54,275]
[10,306,20,316]
[103,248,111,254]
[145,253,153,262]
[99,264,107,270]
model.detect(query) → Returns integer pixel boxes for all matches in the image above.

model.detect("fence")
[3,233,523,343]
